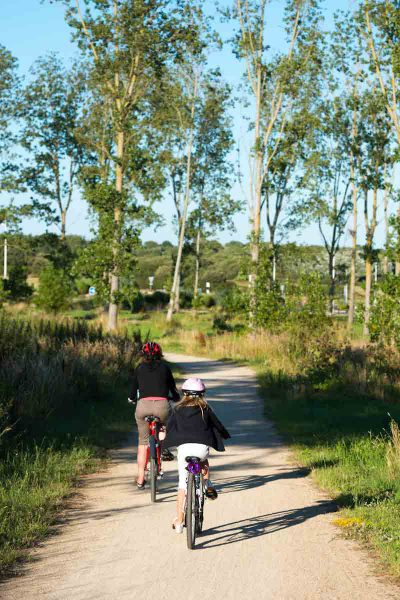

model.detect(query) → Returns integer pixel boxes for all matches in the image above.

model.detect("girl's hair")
[176,392,208,415]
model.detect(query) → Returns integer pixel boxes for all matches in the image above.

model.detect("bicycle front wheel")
[186,473,197,549]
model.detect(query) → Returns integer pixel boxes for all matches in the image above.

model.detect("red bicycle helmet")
[141,341,163,359]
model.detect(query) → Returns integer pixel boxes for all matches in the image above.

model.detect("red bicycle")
[144,415,164,502]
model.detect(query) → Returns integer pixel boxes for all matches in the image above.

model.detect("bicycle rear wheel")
[149,456,157,502]
[186,473,197,549]
[149,438,158,503]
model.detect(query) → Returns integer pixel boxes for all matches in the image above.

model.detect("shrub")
[35,266,73,313]
[180,290,193,309]
[212,313,233,333]
[144,290,170,309]
[0,280,9,307]
[192,294,216,309]
[255,285,287,331]
[74,277,92,295]
[219,286,247,317]
[369,275,400,348]
[3,265,33,301]
[123,289,145,313]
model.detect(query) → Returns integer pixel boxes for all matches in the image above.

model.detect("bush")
[0,280,9,307]
[255,285,287,331]
[35,266,73,313]
[180,290,193,309]
[144,290,170,309]
[121,288,145,313]
[192,294,216,309]
[74,277,92,295]
[3,265,33,301]
[212,313,233,333]
[219,286,247,317]
[369,275,400,348]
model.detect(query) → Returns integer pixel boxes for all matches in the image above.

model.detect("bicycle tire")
[150,457,157,502]
[186,473,197,549]
[196,474,204,534]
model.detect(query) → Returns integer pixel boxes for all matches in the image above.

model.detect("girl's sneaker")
[172,518,184,534]
[205,481,218,500]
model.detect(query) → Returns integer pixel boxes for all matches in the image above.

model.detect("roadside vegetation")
[0,314,140,575]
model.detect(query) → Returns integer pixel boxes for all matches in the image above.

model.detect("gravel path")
[1,353,398,600]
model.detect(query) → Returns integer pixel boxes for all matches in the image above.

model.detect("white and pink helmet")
[182,377,206,396]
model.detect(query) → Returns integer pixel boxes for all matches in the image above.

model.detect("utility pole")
[3,238,8,280]
[1,223,8,280]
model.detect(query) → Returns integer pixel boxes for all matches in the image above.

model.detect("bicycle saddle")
[145,415,161,423]
[185,456,202,463]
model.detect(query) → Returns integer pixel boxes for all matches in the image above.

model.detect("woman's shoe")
[136,480,145,490]
[172,518,184,534]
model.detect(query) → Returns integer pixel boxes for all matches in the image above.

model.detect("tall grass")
[0,312,140,575]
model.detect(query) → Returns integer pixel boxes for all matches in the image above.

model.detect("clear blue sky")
[1,0,387,248]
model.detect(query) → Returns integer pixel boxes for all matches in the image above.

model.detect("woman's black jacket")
[129,360,180,402]
[163,405,231,452]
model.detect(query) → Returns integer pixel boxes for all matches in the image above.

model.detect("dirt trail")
[1,353,398,600]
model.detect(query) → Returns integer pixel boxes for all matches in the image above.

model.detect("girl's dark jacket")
[163,405,231,452]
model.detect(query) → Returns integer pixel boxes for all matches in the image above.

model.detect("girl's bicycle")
[144,415,164,502]
[185,456,206,549]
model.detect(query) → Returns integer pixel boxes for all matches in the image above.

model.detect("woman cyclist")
[163,377,230,533]
[129,342,180,489]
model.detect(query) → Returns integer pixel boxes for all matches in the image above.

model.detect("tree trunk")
[348,182,358,327]
[396,207,400,276]
[249,66,263,325]
[61,210,67,241]
[364,257,372,335]
[383,181,389,274]
[269,226,276,283]
[108,128,124,332]
[363,183,378,336]
[328,251,335,315]
[348,87,359,328]
[194,228,201,298]
[173,273,180,313]
[167,72,198,322]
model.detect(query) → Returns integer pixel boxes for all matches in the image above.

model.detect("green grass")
[0,382,133,575]
[120,309,215,352]
[259,370,400,578]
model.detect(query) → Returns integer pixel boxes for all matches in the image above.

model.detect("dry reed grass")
[386,419,400,481]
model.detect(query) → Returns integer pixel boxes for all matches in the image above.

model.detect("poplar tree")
[54,0,196,330]
[21,54,88,240]
[363,0,400,143]
[189,73,237,298]
[232,0,322,323]
[0,46,20,206]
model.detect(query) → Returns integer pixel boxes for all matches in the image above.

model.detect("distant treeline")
[1,232,378,297]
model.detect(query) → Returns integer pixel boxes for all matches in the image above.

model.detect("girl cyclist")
[163,377,230,533]
[129,342,180,489]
